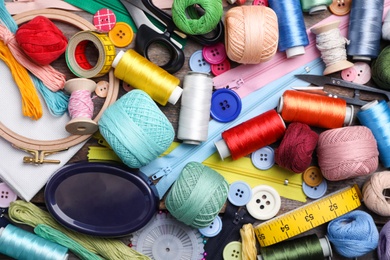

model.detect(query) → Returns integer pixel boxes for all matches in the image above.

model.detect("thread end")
[112,50,125,68]
[168,86,183,105]
[214,139,230,160]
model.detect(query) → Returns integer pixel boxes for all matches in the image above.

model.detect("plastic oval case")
[44,162,158,237]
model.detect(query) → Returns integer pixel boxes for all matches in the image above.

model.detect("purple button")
[0,183,17,208]
[202,43,227,65]
[211,58,231,76]
[210,89,242,123]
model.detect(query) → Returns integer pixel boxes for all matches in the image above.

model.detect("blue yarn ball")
[327,210,379,258]
[98,90,175,168]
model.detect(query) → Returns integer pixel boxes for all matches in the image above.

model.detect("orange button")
[303,166,323,187]
[329,0,352,16]
[95,81,109,97]
[108,22,133,48]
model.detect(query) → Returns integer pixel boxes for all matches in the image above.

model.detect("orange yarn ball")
[224,5,278,64]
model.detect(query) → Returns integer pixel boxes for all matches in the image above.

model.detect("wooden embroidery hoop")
[0,9,119,164]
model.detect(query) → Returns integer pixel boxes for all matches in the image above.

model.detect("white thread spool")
[177,72,213,145]
[311,20,354,75]
[64,78,98,135]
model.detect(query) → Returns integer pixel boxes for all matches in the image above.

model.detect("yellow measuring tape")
[254,184,362,247]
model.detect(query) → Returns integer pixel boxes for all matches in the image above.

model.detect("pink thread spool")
[64,78,97,135]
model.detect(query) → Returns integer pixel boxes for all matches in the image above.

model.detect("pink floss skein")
[316,125,379,181]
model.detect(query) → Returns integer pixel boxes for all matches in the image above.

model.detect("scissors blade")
[120,0,162,33]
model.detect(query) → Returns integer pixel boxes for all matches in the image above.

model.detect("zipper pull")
[215,78,244,90]
[233,208,247,225]
[151,166,172,180]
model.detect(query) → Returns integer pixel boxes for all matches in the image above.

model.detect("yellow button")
[303,166,323,187]
[329,0,352,16]
[108,22,133,48]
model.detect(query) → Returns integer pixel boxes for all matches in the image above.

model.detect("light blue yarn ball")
[98,90,175,168]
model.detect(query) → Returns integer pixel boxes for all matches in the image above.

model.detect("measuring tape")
[254,184,362,247]
[65,31,115,78]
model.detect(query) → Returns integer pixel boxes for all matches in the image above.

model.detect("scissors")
[120,0,224,74]
[294,74,390,106]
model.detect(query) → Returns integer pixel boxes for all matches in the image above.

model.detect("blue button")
[198,215,222,237]
[189,50,211,73]
[228,181,252,206]
[210,89,242,123]
[302,179,327,199]
[251,146,275,170]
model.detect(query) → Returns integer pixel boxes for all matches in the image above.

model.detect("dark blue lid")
[210,89,242,123]
[45,162,158,237]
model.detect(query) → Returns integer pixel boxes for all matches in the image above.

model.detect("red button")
[93,8,116,33]
[253,0,268,6]
[211,58,231,76]
[202,42,227,65]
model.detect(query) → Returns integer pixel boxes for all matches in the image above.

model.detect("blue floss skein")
[268,0,309,58]
[327,210,379,258]
[98,90,175,168]
[347,0,384,60]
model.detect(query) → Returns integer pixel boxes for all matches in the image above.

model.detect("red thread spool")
[215,109,285,160]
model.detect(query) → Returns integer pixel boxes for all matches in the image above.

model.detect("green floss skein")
[300,0,332,14]
[172,0,223,35]
[165,161,229,229]
[372,45,390,90]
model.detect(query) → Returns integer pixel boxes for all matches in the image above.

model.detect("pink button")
[341,67,357,82]
[202,42,227,65]
[0,183,17,208]
[352,62,371,84]
[211,58,231,76]
[253,0,268,6]
[93,8,116,33]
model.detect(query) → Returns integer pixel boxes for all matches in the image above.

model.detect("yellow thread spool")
[112,50,182,106]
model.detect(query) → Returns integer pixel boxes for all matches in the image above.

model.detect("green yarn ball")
[98,90,175,168]
[372,45,390,90]
[165,161,229,229]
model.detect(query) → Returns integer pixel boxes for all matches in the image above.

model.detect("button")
[0,183,17,208]
[303,166,323,187]
[95,81,109,97]
[341,67,357,82]
[108,22,134,48]
[189,50,211,73]
[198,215,222,237]
[253,0,268,6]
[211,58,231,76]
[93,8,116,33]
[329,0,352,16]
[251,146,275,170]
[122,81,133,92]
[228,181,252,206]
[302,179,327,199]
[351,62,371,84]
[210,89,242,123]
[223,241,242,260]
[202,42,227,65]
[246,185,281,220]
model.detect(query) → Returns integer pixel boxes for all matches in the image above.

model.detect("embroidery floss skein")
[240,224,257,260]
[177,72,213,145]
[165,161,229,229]
[112,50,182,106]
[277,90,353,129]
[214,109,286,160]
[300,0,332,14]
[362,171,390,217]
[316,126,379,181]
[268,0,309,58]
[224,5,278,64]
[378,219,390,260]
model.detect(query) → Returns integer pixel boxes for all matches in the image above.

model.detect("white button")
[0,183,17,208]
[246,185,281,220]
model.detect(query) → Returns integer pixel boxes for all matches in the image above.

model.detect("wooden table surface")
[1,1,388,260]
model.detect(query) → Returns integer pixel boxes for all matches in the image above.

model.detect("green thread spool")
[371,45,390,90]
[300,0,332,15]
[172,0,223,35]
[165,161,229,228]
[258,234,332,260]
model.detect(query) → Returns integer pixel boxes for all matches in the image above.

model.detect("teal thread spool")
[371,45,390,90]
[300,0,332,15]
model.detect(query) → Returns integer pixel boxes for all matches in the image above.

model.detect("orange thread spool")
[277,90,353,129]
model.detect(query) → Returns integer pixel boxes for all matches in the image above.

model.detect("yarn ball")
[363,171,390,217]
[378,220,390,260]
[327,210,379,258]
[98,90,175,168]
[274,122,318,173]
[15,15,68,65]
[371,45,390,90]
[165,161,229,229]
[225,5,278,64]
[316,126,379,181]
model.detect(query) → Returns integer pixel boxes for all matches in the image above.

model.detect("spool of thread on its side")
[112,50,182,106]
[362,171,390,217]
[300,0,332,15]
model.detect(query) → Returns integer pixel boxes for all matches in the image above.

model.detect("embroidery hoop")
[0,9,119,164]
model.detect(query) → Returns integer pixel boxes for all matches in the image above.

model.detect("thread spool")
[371,46,390,90]
[64,78,98,135]
[0,224,69,260]
[177,72,213,145]
[277,90,353,129]
[382,10,390,41]
[214,109,286,160]
[316,126,379,181]
[347,0,384,61]
[268,0,309,58]
[165,161,229,229]
[112,50,182,106]
[300,0,332,14]
[310,20,354,75]
[362,171,390,217]
[224,5,279,64]
[357,100,390,168]
[378,220,390,260]
[257,234,332,260]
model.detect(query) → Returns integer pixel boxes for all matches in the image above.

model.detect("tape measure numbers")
[254,184,362,247]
